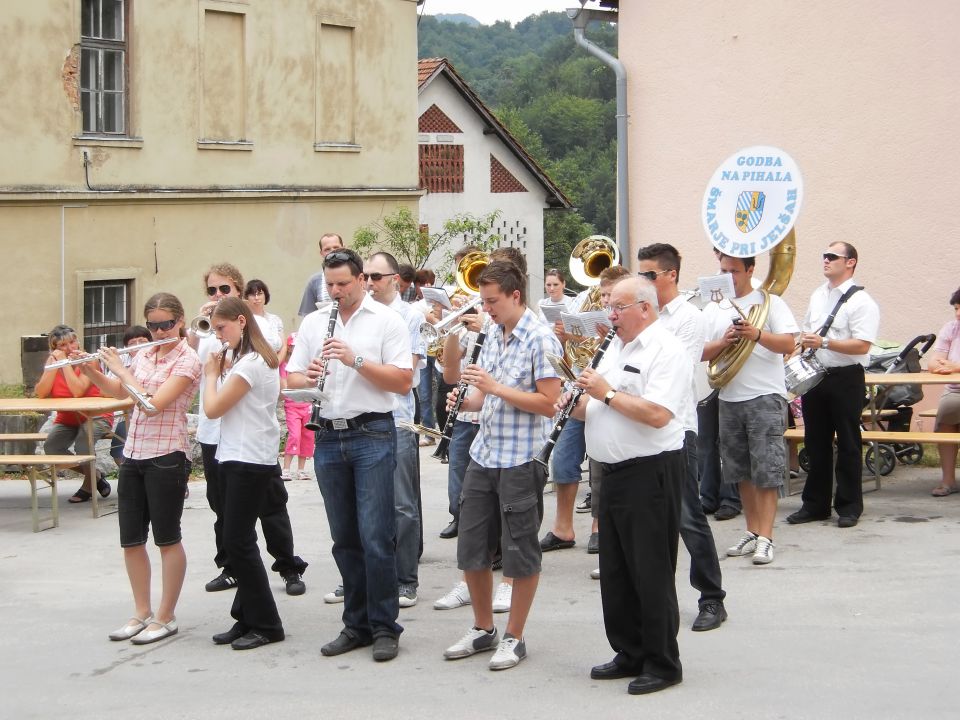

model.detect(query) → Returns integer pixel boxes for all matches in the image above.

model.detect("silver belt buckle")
[332,418,349,430]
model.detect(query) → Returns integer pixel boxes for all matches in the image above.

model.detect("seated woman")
[930,286,960,496]
[35,324,113,503]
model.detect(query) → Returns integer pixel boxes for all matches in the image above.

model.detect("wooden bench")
[0,453,96,532]
[0,433,49,442]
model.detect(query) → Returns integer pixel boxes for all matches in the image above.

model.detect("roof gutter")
[567,5,629,264]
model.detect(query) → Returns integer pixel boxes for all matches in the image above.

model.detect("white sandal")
[109,615,153,641]
[130,618,179,645]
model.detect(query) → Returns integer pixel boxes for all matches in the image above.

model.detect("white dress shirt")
[656,295,706,433]
[802,277,880,367]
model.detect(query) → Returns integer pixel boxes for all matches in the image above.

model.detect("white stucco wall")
[618,0,960,350]
[418,76,549,304]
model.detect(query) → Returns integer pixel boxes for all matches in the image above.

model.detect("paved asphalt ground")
[1,451,957,719]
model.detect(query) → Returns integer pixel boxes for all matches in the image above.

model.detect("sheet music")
[420,286,452,310]
[538,301,567,324]
[560,310,608,337]
[697,274,736,303]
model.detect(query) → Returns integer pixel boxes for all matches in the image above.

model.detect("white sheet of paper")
[560,310,608,337]
[420,286,452,310]
[698,274,736,303]
[539,301,567,324]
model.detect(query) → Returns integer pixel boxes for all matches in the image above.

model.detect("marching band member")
[83,293,200,645]
[442,260,561,671]
[190,264,307,597]
[202,297,285,650]
[564,277,690,695]
[286,248,413,663]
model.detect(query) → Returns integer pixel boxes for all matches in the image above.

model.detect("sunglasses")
[206,284,233,296]
[366,272,395,282]
[146,319,178,332]
[637,269,670,281]
[822,253,848,262]
[324,250,362,273]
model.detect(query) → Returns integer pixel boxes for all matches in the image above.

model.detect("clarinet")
[305,301,340,431]
[534,328,616,469]
[432,330,486,460]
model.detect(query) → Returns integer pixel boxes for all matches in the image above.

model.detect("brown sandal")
[69,488,92,503]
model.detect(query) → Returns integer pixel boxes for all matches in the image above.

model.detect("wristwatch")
[822,338,831,350]
[352,355,364,370]
[603,390,617,406]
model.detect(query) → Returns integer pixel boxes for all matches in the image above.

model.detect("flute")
[46,337,179,370]
[304,301,340,431]
[534,328,616,469]
[432,329,486,460]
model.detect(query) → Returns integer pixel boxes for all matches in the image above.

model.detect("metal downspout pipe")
[568,6,629,265]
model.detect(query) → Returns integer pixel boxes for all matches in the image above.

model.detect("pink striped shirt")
[124,339,201,460]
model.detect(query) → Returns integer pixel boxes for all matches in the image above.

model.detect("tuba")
[706,228,796,388]
[427,251,488,362]
[564,236,619,371]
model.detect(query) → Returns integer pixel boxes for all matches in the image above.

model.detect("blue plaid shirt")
[469,307,562,469]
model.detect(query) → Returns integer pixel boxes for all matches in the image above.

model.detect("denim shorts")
[550,418,586,484]
[719,394,787,489]
[458,460,546,578]
[118,451,187,547]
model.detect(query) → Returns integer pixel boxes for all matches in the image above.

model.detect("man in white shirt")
[788,242,879,528]
[297,232,345,316]
[702,254,798,566]
[365,251,426,608]
[566,276,689,695]
[286,249,413,662]
[636,243,726,632]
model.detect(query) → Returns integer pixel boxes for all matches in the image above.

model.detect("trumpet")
[45,337,179,370]
[190,315,213,338]
[304,301,340,431]
[420,295,483,345]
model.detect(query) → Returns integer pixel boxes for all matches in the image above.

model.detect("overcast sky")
[418,0,577,26]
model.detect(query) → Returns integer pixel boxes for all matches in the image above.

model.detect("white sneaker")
[434,581,471,610]
[489,635,526,670]
[398,584,418,608]
[443,626,499,659]
[298,470,311,481]
[492,582,512,613]
[590,567,600,580]
[323,584,345,604]
[726,532,758,557]
[752,535,774,564]
[280,469,292,481]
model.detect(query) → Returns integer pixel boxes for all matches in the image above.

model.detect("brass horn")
[706,228,797,388]
[570,235,619,287]
[455,251,489,295]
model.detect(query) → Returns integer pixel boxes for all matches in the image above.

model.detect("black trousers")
[681,432,725,606]
[598,450,683,682]
[200,443,307,577]
[800,365,865,518]
[220,461,284,639]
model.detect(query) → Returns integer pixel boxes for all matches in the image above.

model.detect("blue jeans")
[550,417,586,484]
[418,358,436,429]
[394,427,421,589]
[314,417,402,640]
[447,420,479,519]
[681,432,725,606]
[696,393,741,512]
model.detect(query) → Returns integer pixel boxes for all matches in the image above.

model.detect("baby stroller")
[861,333,937,475]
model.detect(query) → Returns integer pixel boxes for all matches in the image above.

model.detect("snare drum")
[784,353,826,396]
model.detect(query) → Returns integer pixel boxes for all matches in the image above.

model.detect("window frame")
[79,0,129,137]
[82,279,132,353]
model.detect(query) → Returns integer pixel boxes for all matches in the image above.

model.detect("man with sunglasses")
[189,264,308,598]
[788,242,879,529]
[636,244,727,632]
[286,248,413,662]
[562,276,690,695]
[297,232,345,317]
[364,251,427,609]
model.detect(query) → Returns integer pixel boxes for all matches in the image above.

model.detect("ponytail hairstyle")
[211,297,279,373]
[143,292,188,338]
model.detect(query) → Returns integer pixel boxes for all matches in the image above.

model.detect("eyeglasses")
[822,253,848,262]
[246,290,265,297]
[146,319,178,332]
[366,272,395,282]
[608,301,645,315]
[324,250,362,273]
[206,284,233,296]
[637,269,670,282]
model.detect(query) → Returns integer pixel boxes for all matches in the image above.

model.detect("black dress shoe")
[372,635,399,662]
[692,601,727,632]
[590,659,640,680]
[232,630,283,651]
[439,520,459,539]
[627,673,681,695]
[786,508,831,524]
[587,532,600,554]
[713,506,741,521]
[837,515,859,528]
[321,631,372,657]
[212,624,246,645]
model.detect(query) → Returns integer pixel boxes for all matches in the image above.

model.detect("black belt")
[823,364,863,376]
[315,411,392,431]
[599,449,682,474]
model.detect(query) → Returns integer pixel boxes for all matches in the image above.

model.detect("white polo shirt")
[286,293,412,419]
[584,321,688,463]
[215,352,281,465]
